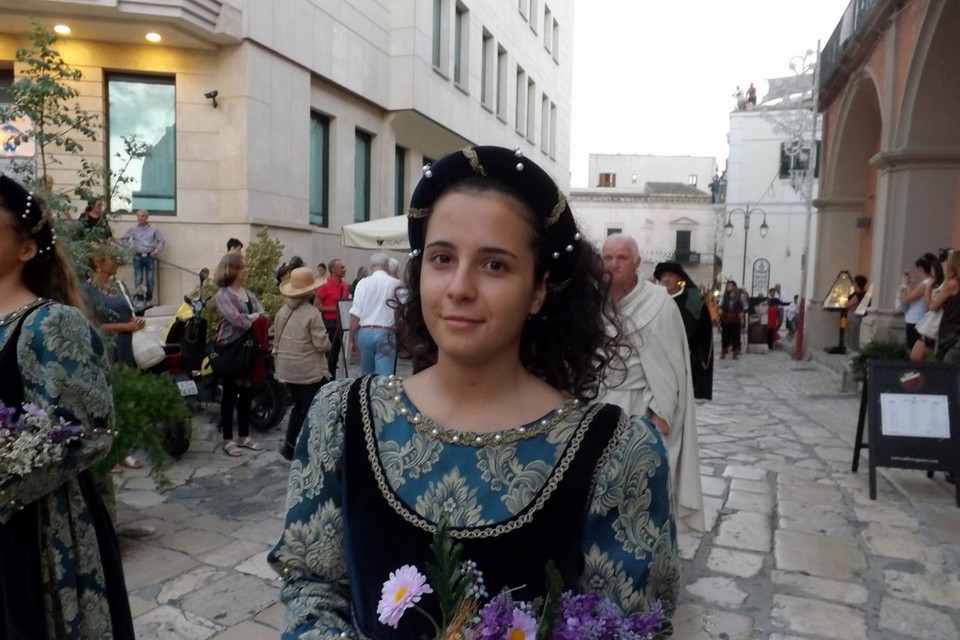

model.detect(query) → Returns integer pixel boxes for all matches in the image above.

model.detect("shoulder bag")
[116,279,165,369]
[916,308,942,340]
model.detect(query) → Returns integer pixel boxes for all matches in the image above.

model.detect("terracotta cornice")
[870,149,960,170]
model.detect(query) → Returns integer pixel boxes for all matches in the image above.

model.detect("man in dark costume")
[654,262,714,400]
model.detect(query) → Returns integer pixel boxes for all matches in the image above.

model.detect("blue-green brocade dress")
[0,302,134,639]
[268,376,680,639]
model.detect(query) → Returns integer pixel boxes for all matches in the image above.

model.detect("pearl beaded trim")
[383,375,579,446]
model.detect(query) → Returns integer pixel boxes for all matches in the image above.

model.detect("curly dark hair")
[393,179,623,402]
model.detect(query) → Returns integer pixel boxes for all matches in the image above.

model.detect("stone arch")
[827,72,883,199]
[899,0,960,149]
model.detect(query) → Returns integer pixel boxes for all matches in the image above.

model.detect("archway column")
[804,197,863,351]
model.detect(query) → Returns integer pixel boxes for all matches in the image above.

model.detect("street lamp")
[725,205,769,288]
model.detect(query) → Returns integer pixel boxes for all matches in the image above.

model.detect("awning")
[341,216,409,251]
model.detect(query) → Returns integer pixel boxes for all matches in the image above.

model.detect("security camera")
[204,90,218,100]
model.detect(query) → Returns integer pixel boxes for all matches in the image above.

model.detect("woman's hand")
[248,312,261,321]
[128,317,146,332]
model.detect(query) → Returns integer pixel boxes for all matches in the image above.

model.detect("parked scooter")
[163,269,286,432]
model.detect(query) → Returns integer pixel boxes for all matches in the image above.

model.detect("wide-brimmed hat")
[653,261,695,287]
[407,146,582,290]
[279,267,324,298]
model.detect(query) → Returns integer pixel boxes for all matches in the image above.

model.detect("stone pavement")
[113,351,960,639]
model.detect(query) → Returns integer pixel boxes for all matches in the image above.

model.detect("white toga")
[601,280,705,533]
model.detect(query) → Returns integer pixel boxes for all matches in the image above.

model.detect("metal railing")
[675,251,701,265]
[819,0,884,94]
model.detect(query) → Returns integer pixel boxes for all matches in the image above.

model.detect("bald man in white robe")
[600,235,705,533]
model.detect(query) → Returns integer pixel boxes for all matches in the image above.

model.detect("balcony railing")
[818,0,890,101]
[675,251,701,265]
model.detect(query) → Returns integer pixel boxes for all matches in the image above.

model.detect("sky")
[569,0,850,187]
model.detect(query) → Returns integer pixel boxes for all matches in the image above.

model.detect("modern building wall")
[586,154,715,191]
[0,0,573,304]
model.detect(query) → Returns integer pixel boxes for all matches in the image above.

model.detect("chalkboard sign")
[852,360,960,506]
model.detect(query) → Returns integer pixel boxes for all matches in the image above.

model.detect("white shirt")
[349,269,402,328]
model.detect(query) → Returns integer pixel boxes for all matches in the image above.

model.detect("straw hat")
[279,267,324,298]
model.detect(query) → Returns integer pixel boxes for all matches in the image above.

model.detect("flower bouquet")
[377,521,664,640]
[0,401,91,523]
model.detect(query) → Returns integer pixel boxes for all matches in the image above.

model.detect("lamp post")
[724,205,769,289]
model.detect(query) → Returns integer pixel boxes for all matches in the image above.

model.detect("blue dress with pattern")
[268,376,680,639]
[0,301,134,639]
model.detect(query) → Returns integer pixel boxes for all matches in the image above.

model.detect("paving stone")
[157,566,230,604]
[884,569,960,610]
[677,532,702,560]
[133,604,223,640]
[862,522,944,566]
[236,550,279,582]
[729,478,772,494]
[702,495,723,531]
[118,490,168,509]
[879,597,959,640]
[714,511,771,553]
[771,570,868,605]
[230,520,285,546]
[198,539,265,568]
[700,475,728,497]
[670,603,754,640]
[186,513,247,535]
[922,506,960,545]
[705,547,764,578]
[721,464,768,481]
[774,529,866,581]
[160,528,236,555]
[123,543,199,591]
[684,576,748,606]
[725,489,774,515]
[180,574,279,627]
[777,482,844,505]
[883,467,958,505]
[210,621,279,640]
[770,594,867,640]
[253,601,286,631]
[128,594,158,618]
[853,503,921,529]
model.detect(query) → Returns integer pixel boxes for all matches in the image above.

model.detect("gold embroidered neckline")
[383,376,580,447]
[0,298,45,329]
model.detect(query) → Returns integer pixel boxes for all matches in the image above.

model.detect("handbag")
[116,279,165,369]
[209,334,255,379]
[916,309,942,340]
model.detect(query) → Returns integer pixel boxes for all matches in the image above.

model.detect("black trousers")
[721,323,742,352]
[284,381,324,451]
[221,378,252,440]
[323,319,342,379]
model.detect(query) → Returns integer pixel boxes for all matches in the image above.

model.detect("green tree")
[0,21,99,198]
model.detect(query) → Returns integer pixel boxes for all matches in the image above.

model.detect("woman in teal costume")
[269,147,679,639]
[0,175,135,638]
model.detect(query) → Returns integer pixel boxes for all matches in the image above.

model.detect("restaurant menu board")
[862,361,959,506]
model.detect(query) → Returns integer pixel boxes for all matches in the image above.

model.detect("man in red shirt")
[314,258,349,378]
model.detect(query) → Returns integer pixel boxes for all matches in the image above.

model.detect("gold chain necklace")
[383,376,580,447]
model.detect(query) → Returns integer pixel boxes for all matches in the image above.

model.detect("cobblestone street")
[115,350,960,639]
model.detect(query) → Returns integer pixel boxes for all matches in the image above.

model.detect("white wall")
[587,154,715,192]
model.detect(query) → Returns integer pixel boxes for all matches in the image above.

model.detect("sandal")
[110,464,125,474]
[223,441,243,457]
[238,437,262,451]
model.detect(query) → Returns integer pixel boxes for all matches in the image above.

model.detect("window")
[515,67,526,136]
[676,230,691,253]
[309,112,330,227]
[552,18,560,62]
[454,4,469,88]
[688,174,698,186]
[530,0,539,32]
[481,30,494,108]
[598,173,616,187]
[540,95,549,153]
[354,130,372,223]
[106,74,176,214]
[394,146,406,216]
[432,0,450,74]
[607,226,622,237]
[549,101,557,159]
[0,68,13,104]
[518,0,528,19]
[526,79,536,143]
[543,6,552,52]
[497,46,509,119]
[780,140,821,179]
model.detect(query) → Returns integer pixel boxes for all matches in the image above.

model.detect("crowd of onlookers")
[899,249,960,364]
